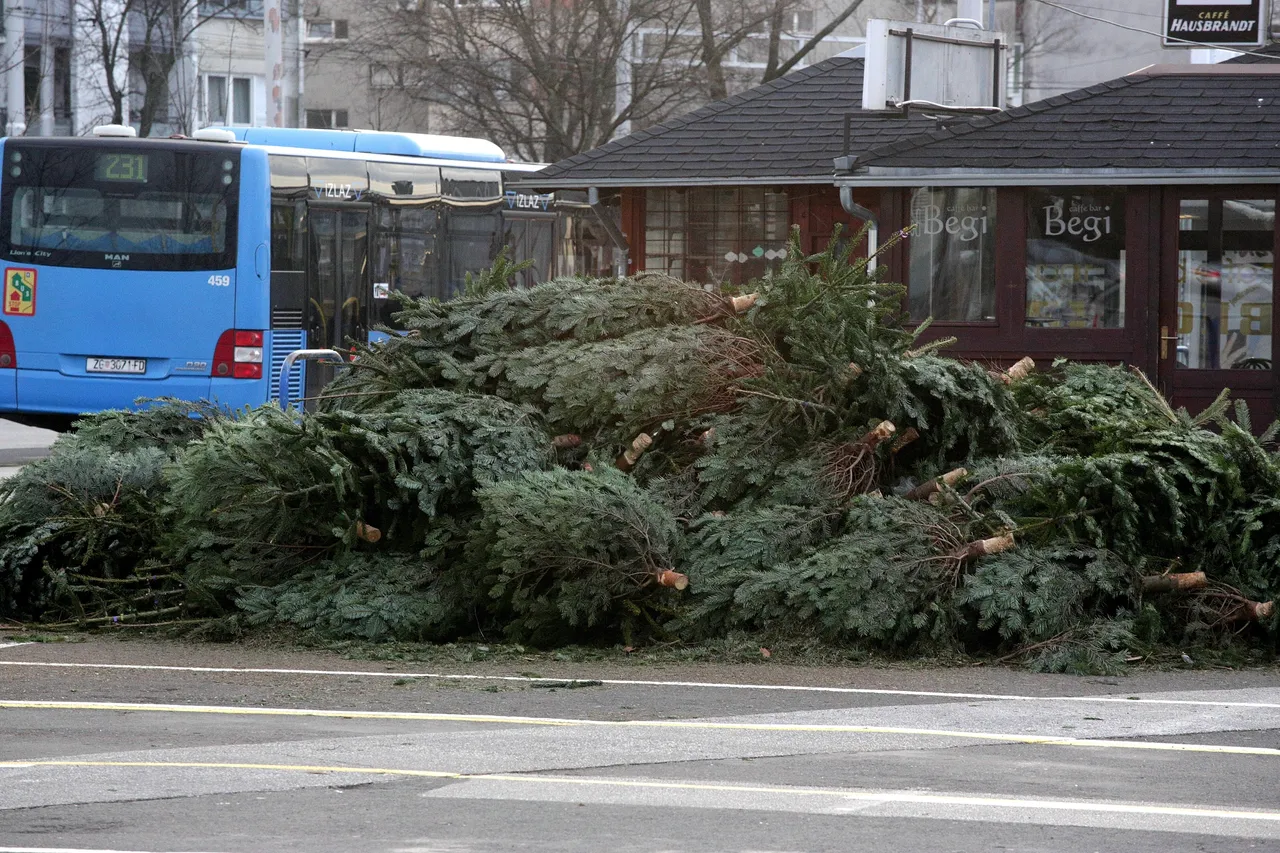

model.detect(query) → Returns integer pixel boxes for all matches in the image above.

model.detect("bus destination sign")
[1164,0,1268,47]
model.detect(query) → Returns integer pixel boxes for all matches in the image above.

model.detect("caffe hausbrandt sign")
[1164,0,1268,47]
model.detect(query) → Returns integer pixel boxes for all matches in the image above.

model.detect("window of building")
[633,27,857,70]
[644,187,789,285]
[206,75,253,125]
[200,0,264,17]
[907,187,996,323]
[1175,198,1275,369]
[370,63,401,89]
[1006,43,1025,107]
[790,9,815,33]
[23,47,38,120]
[638,31,703,61]
[54,47,72,119]
[306,19,349,41]
[1026,188,1125,329]
[305,108,350,129]
[19,44,75,124]
[735,35,799,66]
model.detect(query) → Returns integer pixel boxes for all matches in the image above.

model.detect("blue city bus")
[0,126,611,428]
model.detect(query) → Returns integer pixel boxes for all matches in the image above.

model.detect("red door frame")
[1156,186,1279,424]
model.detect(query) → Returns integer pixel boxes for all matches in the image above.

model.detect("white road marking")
[1,659,1277,709]
[428,773,1280,838]
[460,771,1280,822]
[0,643,30,650]
[5,759,1280,829]
[1,699,1278,757]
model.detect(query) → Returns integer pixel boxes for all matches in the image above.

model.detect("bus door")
[306,205,369,405]
[501,210,556,287]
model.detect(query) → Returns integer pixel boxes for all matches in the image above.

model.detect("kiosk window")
[907,187,995,323]
[1026,188,1125,329]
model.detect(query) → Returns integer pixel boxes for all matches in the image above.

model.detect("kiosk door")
[1158,191,1278,425]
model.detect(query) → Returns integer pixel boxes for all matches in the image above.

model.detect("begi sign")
[1164,0,1268,47]
[1043,198,1112,244]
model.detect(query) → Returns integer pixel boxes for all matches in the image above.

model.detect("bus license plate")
[86,357,146,374]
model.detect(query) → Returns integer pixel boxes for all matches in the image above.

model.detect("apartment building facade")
[0,0,304,138]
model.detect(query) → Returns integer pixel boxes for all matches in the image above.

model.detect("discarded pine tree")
[2,230,1277,669]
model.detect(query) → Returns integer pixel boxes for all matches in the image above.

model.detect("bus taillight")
[213,329,264,379]
[0,320,14,368]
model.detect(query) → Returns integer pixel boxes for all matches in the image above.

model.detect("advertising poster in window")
[1025,188,1125,329]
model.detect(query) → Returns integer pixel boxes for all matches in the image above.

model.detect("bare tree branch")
[765,0,867,82]
[76,0,237,136]
[355,0,875,162]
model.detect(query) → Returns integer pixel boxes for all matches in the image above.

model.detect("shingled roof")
[838,65,1280,185]
[524,55,940,188]
[1223,42,1280,63]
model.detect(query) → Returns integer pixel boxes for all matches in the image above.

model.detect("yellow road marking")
[0,759,456,778]
[2,758,1280,823]
[2,698,1279,757]
[0,699,571,726]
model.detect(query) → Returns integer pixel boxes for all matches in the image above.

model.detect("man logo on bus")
[3,268,35,316]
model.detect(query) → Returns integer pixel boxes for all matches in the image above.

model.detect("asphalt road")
[1,637,1278,852]
[0,416,57,478]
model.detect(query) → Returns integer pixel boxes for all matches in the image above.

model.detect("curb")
[0,448,51,466]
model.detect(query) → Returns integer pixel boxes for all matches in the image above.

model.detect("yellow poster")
[3,268,35,316]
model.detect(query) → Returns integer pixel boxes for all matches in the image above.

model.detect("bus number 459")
[208,275,231,287]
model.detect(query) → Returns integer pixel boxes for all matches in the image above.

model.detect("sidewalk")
[0,417,58,470]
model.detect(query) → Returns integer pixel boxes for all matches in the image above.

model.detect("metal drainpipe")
[588,187,632,276]
[839,185,879,273]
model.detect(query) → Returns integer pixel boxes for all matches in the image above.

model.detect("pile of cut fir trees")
[2,229,1277,672]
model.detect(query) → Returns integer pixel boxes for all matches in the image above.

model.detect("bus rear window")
[0,144,238,271]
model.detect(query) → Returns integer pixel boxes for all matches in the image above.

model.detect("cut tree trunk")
[859,421,896,449]
[906,467,968,501]
[551,433,582,449]
[891,427,920,455]
[616,432,654,472]
[951,532,1015,564]
[1002,357,1036,383]
[655,569,689,590]
[1227,599,1275,622]
[1140,572,1207,593]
